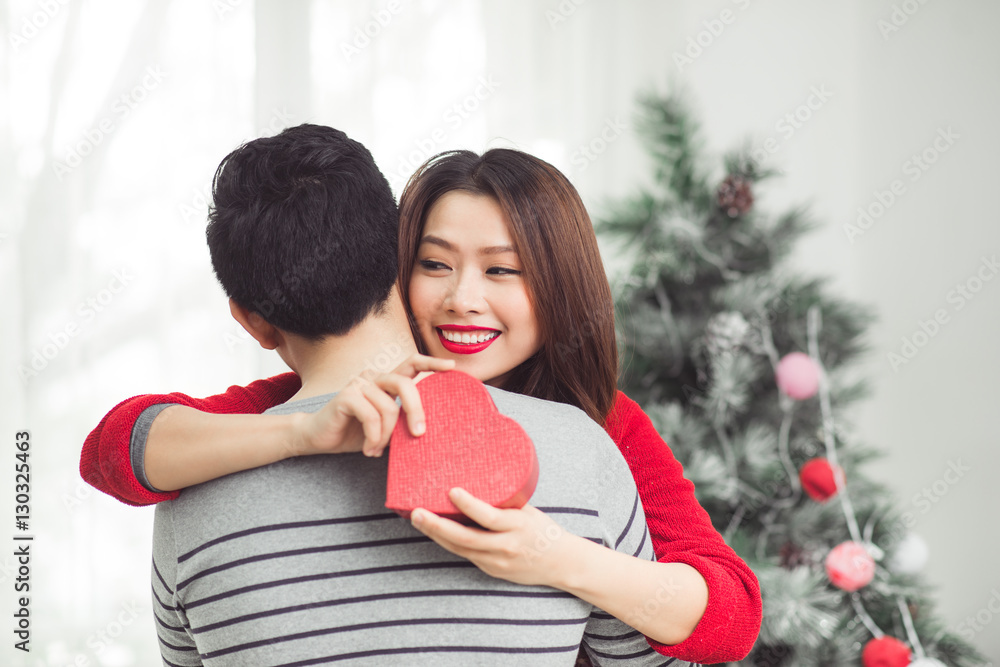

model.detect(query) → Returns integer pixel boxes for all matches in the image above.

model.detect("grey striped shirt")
[151,386,687,666]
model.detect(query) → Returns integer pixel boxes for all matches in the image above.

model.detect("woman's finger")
[339,391,383,454]
[391,353,455,378]
[411,508,493,554]
[374,374,426,437]
[358,382,401,455]
[446,488,513,531]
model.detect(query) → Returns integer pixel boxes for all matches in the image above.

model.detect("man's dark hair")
[206,123,398,339]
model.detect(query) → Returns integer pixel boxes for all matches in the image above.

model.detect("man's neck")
[284,291,418,402]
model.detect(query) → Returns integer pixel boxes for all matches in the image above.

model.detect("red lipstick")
[437,325,501,355]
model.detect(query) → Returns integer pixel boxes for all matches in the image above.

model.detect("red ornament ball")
[799,458,845,502]
[861,636,912,667]
[824,541,875,591]
[775,352,820,400]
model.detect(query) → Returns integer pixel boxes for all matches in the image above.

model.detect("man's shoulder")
[485,386,601,432]
[484,387,625,481]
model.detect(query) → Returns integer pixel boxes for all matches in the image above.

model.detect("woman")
[81,149,760,662]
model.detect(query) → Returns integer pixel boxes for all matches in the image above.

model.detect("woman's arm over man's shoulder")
[79,373,301,506]
[604,391,762,663]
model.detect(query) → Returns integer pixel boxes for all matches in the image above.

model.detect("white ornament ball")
[890,533,929,574]
[705,311,750,356]
[909,659,947,667]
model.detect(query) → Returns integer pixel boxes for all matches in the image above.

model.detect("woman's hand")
[410,487,582,587]
[294,354,454,457]
[412,486,709,645]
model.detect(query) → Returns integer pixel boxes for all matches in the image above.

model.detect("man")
[116,125,675,665]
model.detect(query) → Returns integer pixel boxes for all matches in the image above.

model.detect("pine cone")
[779,541,808,570]
[717,173,754,217]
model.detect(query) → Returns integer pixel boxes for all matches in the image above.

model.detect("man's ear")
[229,298,282,350]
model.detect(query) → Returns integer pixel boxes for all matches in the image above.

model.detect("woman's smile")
[436,325,502,354]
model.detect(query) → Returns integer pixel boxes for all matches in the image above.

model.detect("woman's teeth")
[441,329,499,344]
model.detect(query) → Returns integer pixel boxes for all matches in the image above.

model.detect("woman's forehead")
[422,192,515,249]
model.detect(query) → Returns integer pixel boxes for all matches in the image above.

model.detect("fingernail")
[411,510,424,527]
[414,421,425,436]
[449,487,465,499]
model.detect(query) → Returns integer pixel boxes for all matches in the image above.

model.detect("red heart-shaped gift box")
[385,370,539,519]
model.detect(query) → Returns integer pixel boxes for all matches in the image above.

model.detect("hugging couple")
[81,124,761,665]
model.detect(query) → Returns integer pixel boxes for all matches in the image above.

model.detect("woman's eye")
[419,259,449,271]
[486,267,521,276]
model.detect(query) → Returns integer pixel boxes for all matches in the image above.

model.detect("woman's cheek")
[408,278,435,337]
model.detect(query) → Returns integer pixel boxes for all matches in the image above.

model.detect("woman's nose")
[445,271,486,314]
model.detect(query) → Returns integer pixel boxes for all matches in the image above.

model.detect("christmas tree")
[599,94,986,666]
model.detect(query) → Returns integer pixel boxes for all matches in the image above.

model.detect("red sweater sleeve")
[79,373,302,507]
[603,391,761,663]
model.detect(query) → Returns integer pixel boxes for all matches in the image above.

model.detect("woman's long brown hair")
[397,149,618,424]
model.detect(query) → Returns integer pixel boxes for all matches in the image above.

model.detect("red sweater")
[79,376,761,663]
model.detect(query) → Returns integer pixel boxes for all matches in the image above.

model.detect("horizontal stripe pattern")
[151,390,690,666]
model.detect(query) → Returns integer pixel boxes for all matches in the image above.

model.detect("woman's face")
[409,191,541,387]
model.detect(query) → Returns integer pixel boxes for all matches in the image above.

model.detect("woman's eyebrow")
[420,235,516,256]
[420,235,454,250]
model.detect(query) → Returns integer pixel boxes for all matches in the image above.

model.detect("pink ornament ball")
[825,540,875,592]
[799,457,845,502]
[775,352,820,400]
[861,636,912,667]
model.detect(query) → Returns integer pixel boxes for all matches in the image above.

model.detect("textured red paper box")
[385,370,539,519]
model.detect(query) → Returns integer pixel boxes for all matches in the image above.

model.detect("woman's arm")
[603,392,762,662]
[80,356,453,506]
[142,358,452,491]
[411,489,708,646]
[80,373,301,506]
